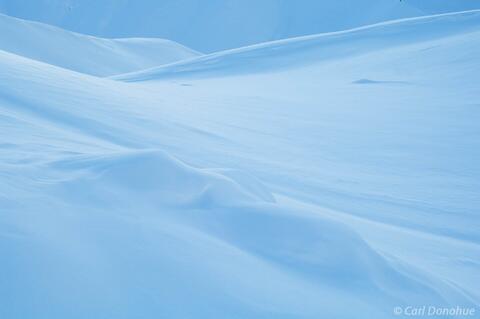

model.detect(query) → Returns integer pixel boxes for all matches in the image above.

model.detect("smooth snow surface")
[0,13,199,76]
[115,10,480,81]
[1,0,480,52]
[1,9,479,319]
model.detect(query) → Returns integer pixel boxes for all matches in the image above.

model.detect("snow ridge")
[0,12,200,76]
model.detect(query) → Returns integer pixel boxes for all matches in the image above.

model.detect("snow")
[1,0,479,52]
[114,10,480,81]
[1,6,480,319]
[0,13,199,76]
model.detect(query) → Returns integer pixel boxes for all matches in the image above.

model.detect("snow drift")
[1,0,479,52]
[49,149,276,207]
[1,9,479,319]
[115,10,480,81]
[0,12,199,76]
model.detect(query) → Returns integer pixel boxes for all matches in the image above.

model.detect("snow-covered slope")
[112,9,480,243]
[1,0,479,52]
[115,10,480,81]
[0,13,199,76]
[1,10,479,319]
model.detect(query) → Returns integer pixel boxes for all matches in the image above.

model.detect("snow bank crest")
[49,149,275,208]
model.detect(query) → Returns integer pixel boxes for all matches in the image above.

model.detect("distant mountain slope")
[114,10,480,81]
[0,13,199,76]
[0,0,479,52]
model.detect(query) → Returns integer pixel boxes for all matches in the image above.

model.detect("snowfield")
[0,13,199,76]
[1,7,479,319]
[1,0,479,52]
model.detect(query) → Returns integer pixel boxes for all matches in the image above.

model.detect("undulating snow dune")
[0,9,479,319]
[115,10,480,81]
[0,13,199,76]
[1,0,479,52]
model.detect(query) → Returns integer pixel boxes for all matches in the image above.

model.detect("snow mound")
[49,149,275,207]
[114,10,480,81]
[0,12,200,76]
[6,149,469,318]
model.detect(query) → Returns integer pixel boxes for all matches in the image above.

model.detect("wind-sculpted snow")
[1,146,474,318]
[0,13,199,76]
[49,149,276,207]
[1,0,479,52]
[115,10,480,81]
[1,10,480,319]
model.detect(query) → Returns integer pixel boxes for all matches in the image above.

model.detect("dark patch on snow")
[352,78,410,85]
